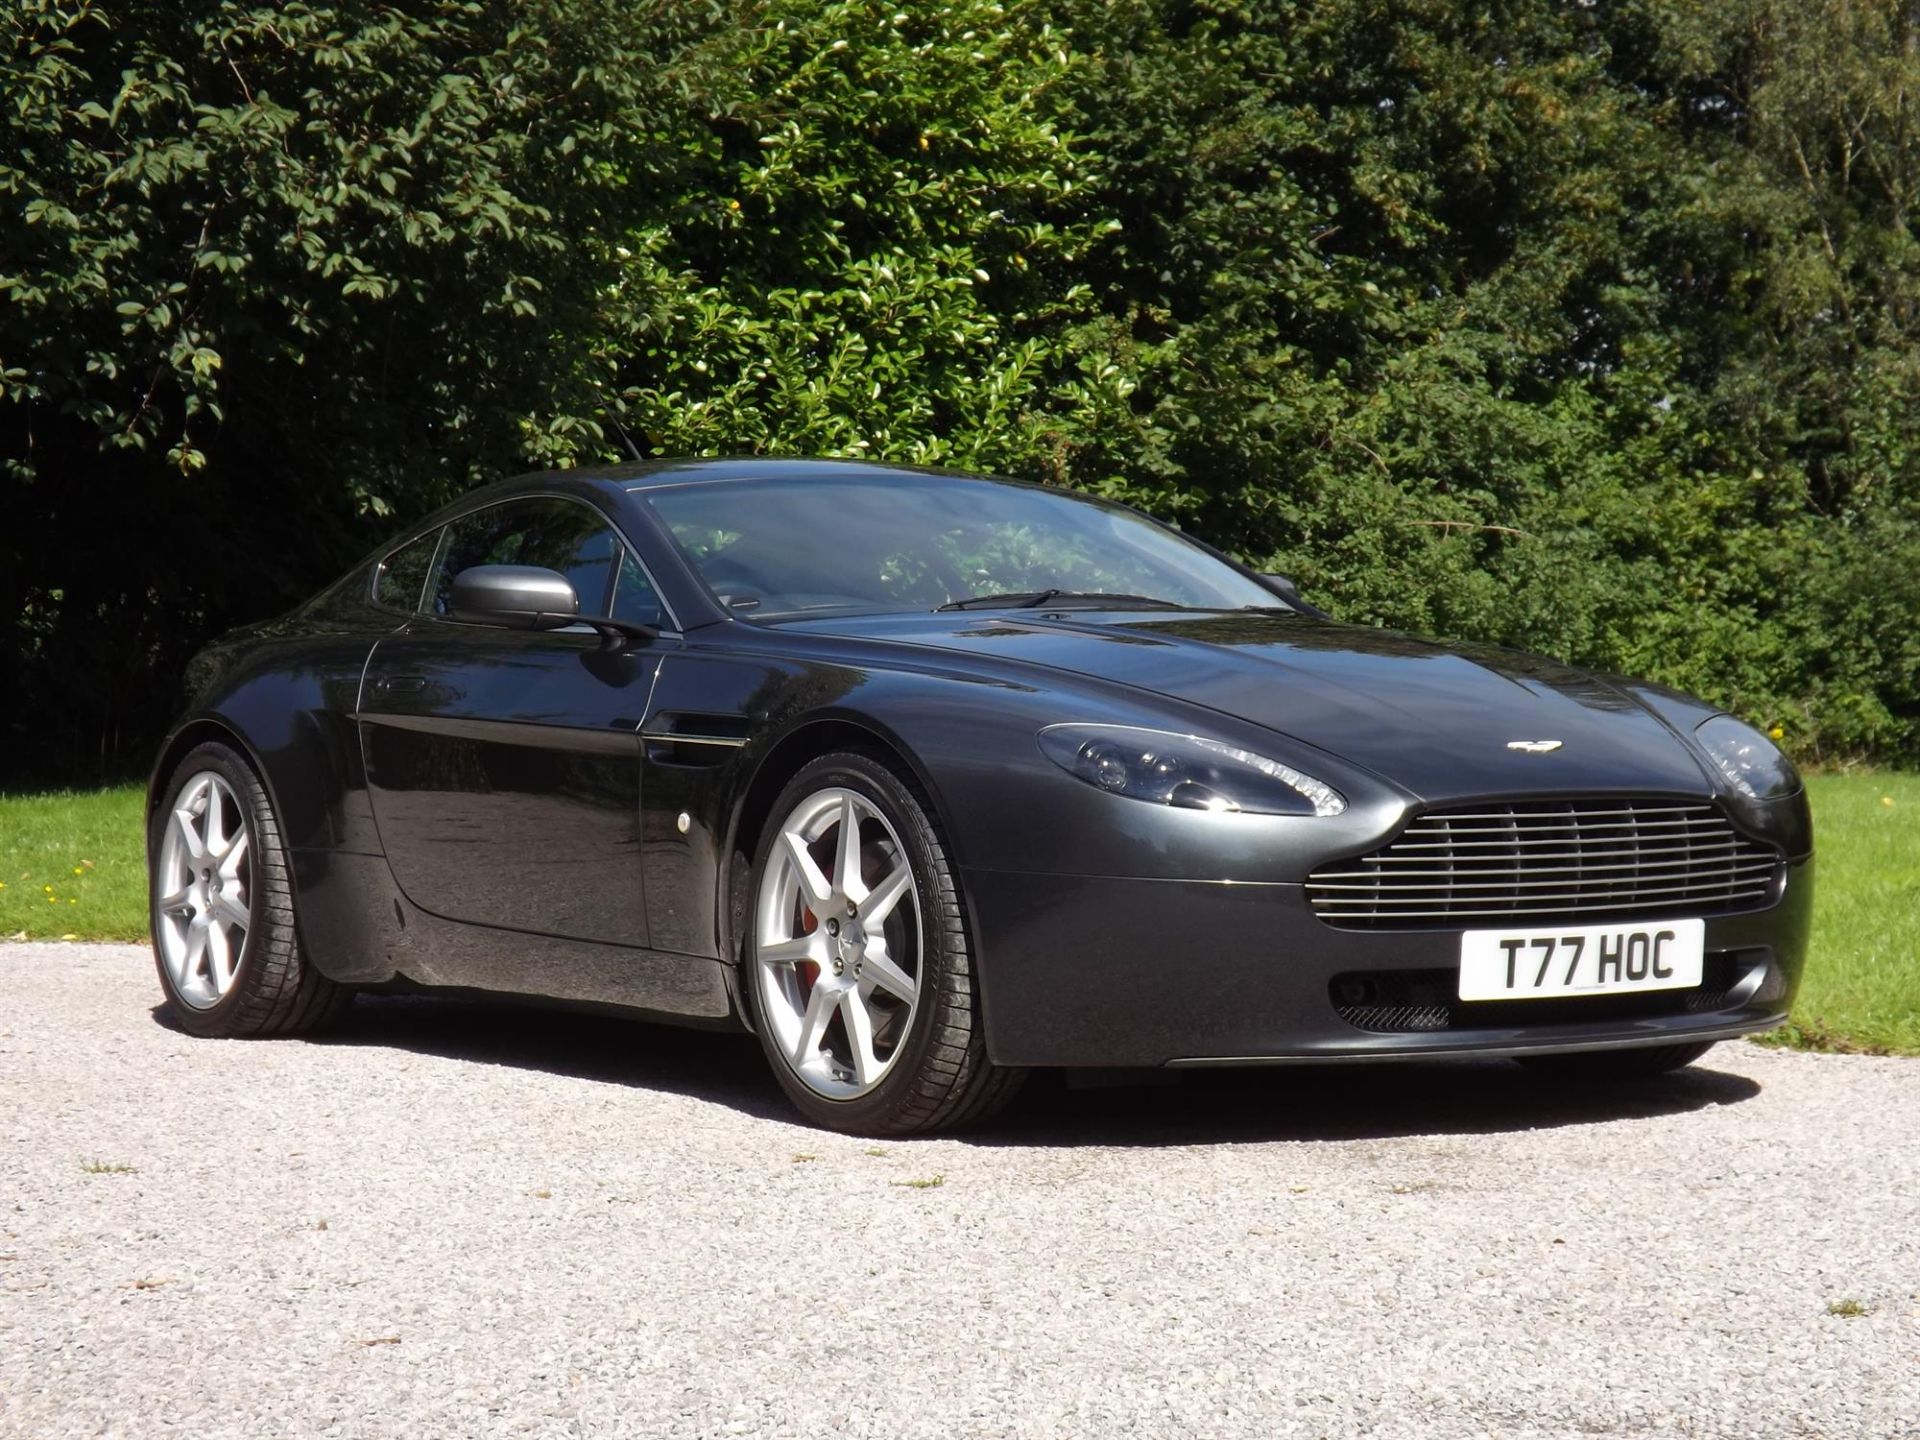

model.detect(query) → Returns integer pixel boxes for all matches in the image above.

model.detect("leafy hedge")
[5,0,1917,782]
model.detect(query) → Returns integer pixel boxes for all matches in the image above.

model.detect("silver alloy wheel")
[755,786,922,1099]
[154,770,253,1011]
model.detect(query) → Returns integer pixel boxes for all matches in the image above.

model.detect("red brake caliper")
[795,851,831,995]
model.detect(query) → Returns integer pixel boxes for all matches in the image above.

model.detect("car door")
[359,495,672,948]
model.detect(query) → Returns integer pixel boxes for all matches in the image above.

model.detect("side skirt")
[290,846,742,1024]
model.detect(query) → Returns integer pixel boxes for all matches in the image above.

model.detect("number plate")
[1458,919,1705,1002]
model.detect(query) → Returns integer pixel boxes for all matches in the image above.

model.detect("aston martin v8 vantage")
[147,459,1812,1133]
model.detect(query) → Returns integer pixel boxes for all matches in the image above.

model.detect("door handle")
[374,674,427,695]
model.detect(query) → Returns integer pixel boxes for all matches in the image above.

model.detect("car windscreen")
[643,475,1282,620]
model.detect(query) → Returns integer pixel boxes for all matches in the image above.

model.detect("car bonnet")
[786,610,1719,805]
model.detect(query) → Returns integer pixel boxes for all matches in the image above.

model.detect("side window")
[611,549,666,627]
[431,499,620,618]
[374,528,442,611]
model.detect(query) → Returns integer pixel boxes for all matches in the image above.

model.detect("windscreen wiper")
[934,589,1187,612]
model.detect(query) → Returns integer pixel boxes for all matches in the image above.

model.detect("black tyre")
[742,750,1024,1135]
[148,740,352,1038]
[1517,1041,1716,1080]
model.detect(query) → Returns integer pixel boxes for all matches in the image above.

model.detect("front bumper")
[964,857,1812,1068]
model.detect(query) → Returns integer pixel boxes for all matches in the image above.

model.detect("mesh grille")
[1307,798,1781,930]
[1330,953,1761,1033]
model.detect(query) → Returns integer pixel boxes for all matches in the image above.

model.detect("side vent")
[641,712,752,767]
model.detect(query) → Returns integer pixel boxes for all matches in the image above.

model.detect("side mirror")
[449,565,581,630]
[1259,573,1330,619]
[447,563,660,646]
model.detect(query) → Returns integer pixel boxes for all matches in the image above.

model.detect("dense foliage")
[6,0,1917,782]
[1,0,724,777]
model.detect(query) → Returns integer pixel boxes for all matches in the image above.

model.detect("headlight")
[1038,723,1347,817]
[1694,715,1800,801]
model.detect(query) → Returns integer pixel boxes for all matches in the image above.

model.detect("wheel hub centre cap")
[824,904,868,951]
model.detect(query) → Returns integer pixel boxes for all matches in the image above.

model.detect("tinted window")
[431,499,620,617]
[610,549,666,628]
[374,528,441,611]
[645,476,1280,619]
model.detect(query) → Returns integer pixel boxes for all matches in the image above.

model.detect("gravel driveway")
[2,942,1915,1439]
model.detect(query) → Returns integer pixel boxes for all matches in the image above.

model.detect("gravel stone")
[2,942,1916,1439]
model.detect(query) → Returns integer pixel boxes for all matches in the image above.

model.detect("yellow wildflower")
[1767,725,1784,740]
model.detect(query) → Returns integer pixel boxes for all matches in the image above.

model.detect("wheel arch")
[145,714,314,974]
[147,716,285,855]
[720,714,971,974]
[721,712,1020,1103]
[147,712,359,1034]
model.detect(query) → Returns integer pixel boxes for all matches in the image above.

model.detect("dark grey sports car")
[147,459,1812,1133]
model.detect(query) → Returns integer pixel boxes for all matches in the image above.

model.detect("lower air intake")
[1331,952,1767,1034]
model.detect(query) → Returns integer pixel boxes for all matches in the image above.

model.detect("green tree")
[1,0,722,780]
[601,0,1124,478]
[6,0,1918,781]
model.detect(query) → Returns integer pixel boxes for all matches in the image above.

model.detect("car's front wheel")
[745,751,1024,1134]
[149,741,352,1038]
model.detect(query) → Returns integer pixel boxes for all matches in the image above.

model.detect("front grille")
[1332,952,1764,1033]
[1307,798,1781,930]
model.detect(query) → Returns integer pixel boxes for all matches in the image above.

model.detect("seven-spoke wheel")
[755,786,922,1098]
[747,751,1024,1134]
[154,770,253,1010]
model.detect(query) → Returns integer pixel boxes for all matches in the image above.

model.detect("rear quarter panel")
[150,575,402,983]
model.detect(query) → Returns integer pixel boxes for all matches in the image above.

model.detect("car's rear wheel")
[1517,1040,1715,1079]
[149,741,352,1038]
[745,750,1024,1134]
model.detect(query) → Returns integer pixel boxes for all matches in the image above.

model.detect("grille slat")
[1307,799,1781,930]
[1403,807,1709,823]
[1398,819,1731,833]
[1310,862,1777,893]
[1327,847,1760,873]
[1389,828,1734,849]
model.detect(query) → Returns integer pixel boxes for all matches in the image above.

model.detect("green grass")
[1759,771,1920,1056]
[1,774,1914,1054]
[0,784,147,942]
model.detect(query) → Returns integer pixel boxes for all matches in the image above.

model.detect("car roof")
[599,456,1020,493]
[392,458,1048,549]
